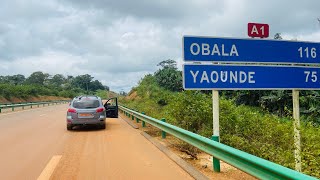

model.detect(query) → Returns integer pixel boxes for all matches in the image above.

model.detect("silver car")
[66,96,118,130]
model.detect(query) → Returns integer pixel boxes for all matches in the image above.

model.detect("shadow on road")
[69,119,120,132]
[71,125,105,132]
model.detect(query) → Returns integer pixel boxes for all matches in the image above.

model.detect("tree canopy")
[0,71,108,98]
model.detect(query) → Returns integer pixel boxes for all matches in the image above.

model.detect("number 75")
[304,71,317,82]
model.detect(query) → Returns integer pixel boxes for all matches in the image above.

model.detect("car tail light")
[68,108,77,113]
[96,107,104,113]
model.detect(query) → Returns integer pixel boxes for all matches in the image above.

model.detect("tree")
[26,71,49,85]
[154,60,182,92]
[0,75,25,85]
[119,91,127,96]
[11,74,26,85]
[89,80,105,91]
[72,74,94,91]
[104,86,110,91]
[50,74,66,87]
[157,59,177,69]
[274,33,283,40]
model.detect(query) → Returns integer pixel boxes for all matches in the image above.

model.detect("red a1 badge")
[248,23,269,38]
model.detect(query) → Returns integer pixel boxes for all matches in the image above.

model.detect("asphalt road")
[0,104,192,180]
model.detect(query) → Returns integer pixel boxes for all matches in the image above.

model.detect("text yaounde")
[190,70,256,84]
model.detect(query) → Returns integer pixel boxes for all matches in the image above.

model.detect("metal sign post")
[211,90,220,172]
[292,90,302,172]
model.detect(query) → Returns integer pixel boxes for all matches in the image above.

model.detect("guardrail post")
[131,113,134,120]
[161,118,166,139]
[12,106,14,111]
[0,108,1,113]
[211,135,221,172]
[142,112,146,127]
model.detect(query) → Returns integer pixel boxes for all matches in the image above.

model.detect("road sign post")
[292,90,302,172]
[182,35,320,174]
[211,90,220,172]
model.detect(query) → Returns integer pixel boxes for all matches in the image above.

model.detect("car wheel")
[67,124,73,130]
[101,124,106,129]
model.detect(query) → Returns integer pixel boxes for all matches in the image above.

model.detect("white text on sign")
[190,70,255,84]
[190,43,239,57]
[304,71,318,82]
[298,47,317,59]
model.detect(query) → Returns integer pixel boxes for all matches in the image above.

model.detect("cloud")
[0,0,320,92]
[0,51,88,76]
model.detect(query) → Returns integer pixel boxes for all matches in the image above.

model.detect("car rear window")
[73,99,100,109]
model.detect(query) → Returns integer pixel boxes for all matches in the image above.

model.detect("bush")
[167,91,212,135]
[95,90,108,99]
[58,90,77,98]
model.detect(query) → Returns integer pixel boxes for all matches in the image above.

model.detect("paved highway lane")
[0,104,193,180]
[0,104,71,180]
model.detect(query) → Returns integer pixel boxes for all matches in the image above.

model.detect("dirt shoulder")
[120,112,257,180]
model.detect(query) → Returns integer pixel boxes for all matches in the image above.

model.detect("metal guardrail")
[0,100,70,113]
[119,105,317,180]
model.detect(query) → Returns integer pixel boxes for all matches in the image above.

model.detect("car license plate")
[79,113,93,117]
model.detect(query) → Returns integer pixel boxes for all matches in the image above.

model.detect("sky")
[0,0,320,92]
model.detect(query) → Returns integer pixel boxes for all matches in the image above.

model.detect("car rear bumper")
[67,117,105,125]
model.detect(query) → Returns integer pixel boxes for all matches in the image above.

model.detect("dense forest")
[0,71,109,99]
[121,60,320,177]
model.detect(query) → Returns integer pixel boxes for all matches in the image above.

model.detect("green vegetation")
[0,71,109,99]
[121,60,320,178]
[95,90,109,99]
[154,59,182,92]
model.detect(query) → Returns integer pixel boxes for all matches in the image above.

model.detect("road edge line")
[119,114,139,129]
[141,132,209,180]
[37,155,62,180]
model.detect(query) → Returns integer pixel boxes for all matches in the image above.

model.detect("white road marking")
[37,155,62,180]
[39,114,47,117]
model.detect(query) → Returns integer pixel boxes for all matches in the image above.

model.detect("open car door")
[104,97,118,118]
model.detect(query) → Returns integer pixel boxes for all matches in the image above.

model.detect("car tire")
[67,124,73,130]
[101,124,106,129]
